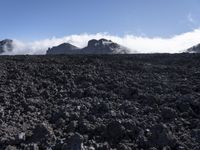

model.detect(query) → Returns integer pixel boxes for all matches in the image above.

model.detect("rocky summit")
[46,39,131,55]
[0,39,13,54]
[46,43,81,55]
[81,39,130,54]
[186,43,200,53]
[0,54,199,149]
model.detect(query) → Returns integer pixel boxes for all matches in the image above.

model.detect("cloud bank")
[3,28,200,55]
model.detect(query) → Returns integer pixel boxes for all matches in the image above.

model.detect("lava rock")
[191,129,200,143]
[23,143,39,150]
[147,124,176,148]
[106,120,125,142]
[29,123,56,146]
[176,101,190,112]
[5,145,17,150]
[161,107,177,120]
[66,132,85,150]
[0,54,200,149]
[117,143,132,150]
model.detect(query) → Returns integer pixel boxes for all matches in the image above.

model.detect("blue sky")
[0,0,200,41]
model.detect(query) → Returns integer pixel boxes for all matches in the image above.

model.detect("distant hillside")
[46,39,131,55]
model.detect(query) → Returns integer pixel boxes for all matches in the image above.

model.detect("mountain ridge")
[46,39,131,55]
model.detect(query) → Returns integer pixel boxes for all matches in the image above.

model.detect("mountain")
[0,39,13,54]
[46,39,131,55]
[82,39,130,54]
[186,44,200,53]
[46,43,80,55]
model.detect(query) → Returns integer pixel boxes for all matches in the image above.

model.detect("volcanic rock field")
[0,54,200,150]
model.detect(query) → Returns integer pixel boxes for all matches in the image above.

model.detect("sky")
[1,0,200,54]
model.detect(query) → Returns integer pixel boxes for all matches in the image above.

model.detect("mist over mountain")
[0,39,13,53]
[186,44,200,53]
[47,39,131,55]
[82,39,130,54]
[1,29,200,55]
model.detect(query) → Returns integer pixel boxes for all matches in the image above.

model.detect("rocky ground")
[0,54,200,150]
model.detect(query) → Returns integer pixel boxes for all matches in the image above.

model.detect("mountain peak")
[46,43,80,55]
[46,39,131,55]
[88,39,114,47]
[83,39,130,54]
[186,43,200,53]
[0,39,13,54]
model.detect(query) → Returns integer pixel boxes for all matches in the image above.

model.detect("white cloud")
[3,28,200,55]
